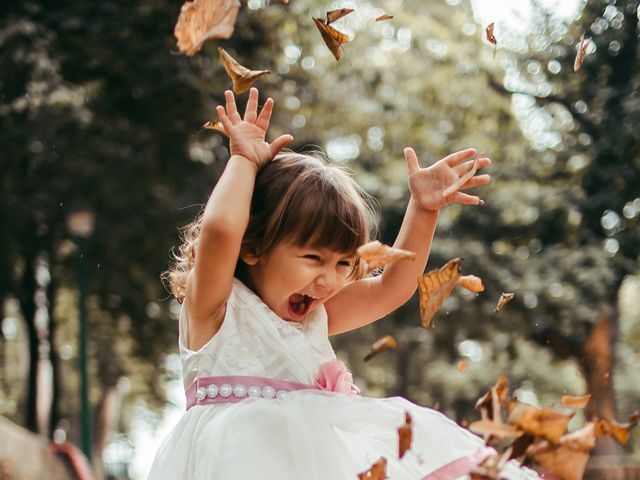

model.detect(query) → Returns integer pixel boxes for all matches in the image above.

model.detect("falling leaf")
[364,334,398,361]
[375,14,394,22]
[457,275,485,294]
[507,401,573,444]
[271,0,289,3]
[560,394,591,409]
[475,375,509,421]
[313,17,349,61]
[203,120,228,136]
[398,412,413,459]
[417,258,462,328]
[526,423,596,480]
[357,240,416,271]
[485,22,497,57]
[357,457,387,480]
[596,413,640,447]
[456,360,467,373]
[218,47,270,94]
[326,8,354,25]
[442,152,480,197]
[485,23,497,45]
[174,0,240,56]
[469,420,523,441]
[574,34,591,72]
[470,448,512,480]
[494,292,515,312]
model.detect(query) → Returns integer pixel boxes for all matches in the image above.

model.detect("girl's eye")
[338,260,353,267]
[304,254,321,261]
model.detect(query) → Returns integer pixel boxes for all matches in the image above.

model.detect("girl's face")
[244,241,355,322]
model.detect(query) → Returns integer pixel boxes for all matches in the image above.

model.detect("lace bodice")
[179,279,337,390]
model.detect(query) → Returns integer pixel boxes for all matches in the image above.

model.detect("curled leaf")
[375,14,393,22]
[218,47,270,94]
[203,120,228,136]
[507,401,573,444]
[417,258,462,328]
[326,8,354,25]
[364,334,398,362]
[313,17,349,61]
[485,23,497,45]
[485,22,497,57]
[475,375,509,422]
[457,275,485,294]
[357,240,416,272]
[357,457,387,480]
[494,292,515,312]
[560,394,591,409]
[470,448,512,480]
[398,412,413,459]
[174,0,240,56]
[442,152,480,197]
[574,34,592,72]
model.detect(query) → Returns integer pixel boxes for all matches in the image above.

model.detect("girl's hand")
[404,147,491,211]
[216,88,293,169]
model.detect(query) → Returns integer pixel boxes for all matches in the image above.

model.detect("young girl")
[148,88,539,479]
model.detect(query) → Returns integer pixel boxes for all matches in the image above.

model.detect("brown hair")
[164,150,377,302]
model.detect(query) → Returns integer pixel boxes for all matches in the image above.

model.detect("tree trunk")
[18,251,39,433]
[579,312,620,456]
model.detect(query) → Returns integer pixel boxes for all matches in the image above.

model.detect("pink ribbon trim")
[422,446,494,480]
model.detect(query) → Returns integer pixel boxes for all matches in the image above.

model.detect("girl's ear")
[241,253,259,266]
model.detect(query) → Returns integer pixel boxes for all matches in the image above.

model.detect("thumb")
[269,134,294,157]
[404,147,420,175]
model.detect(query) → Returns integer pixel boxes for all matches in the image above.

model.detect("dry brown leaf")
[417,258,462,328]
[560,394,591,409]
[398,412,413,459]
[596,413,640,447]
[485,23,497,45]
[375,14,394,22]
[469,420,523,440]
[202,120,228,136]
[507,401,573,444]
[470,448,512,480]
[457,275,485,294]
[574,33,591,72]
[494,292,515,312]
[313,17,349,61]
[271,0,289,4]
[443,152,480,197]
[475,375,509,421]
[357,240,416,271]
[526,423,596,480]
[357,457,387,480]
[326,8,354,24]
[456,360,467,373]
[364,334,398,362]
[174,0,240,56]
[485,22,497,58]
[218,47,270,94]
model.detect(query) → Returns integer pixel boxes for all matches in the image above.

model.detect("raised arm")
[186,88,292,350]
[326,147,490,335]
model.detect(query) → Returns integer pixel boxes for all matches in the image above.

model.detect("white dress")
[147,279,539,480]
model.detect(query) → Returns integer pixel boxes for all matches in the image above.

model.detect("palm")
[216,88,293,168]
[404,147,491,210]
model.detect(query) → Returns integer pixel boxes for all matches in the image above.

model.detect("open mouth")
[287,293,319,320]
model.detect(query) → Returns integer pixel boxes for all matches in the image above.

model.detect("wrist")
[229,154,260,173]
[409,196,440,215]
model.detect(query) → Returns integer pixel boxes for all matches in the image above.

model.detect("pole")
[76,236,92,459]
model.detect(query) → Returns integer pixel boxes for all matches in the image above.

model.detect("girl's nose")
[315,268,338,291]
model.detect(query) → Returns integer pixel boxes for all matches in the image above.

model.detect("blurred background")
[1,0,639,478]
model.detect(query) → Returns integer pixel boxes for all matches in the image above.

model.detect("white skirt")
[147,391,539,479]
